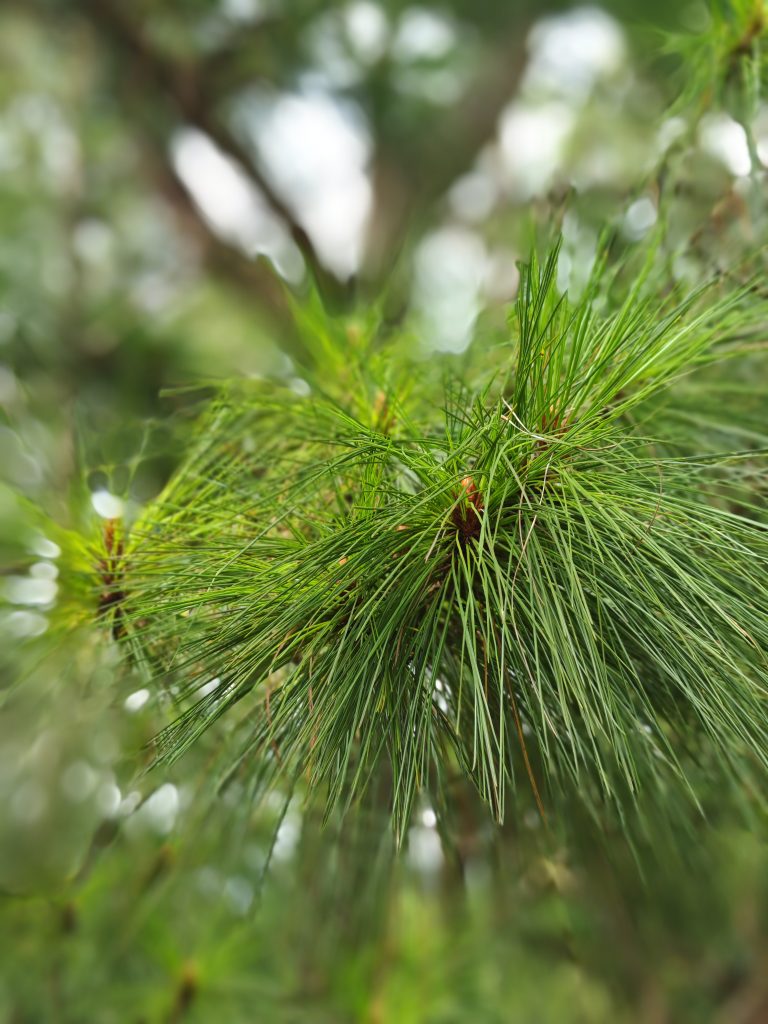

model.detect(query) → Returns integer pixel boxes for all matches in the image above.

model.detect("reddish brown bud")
[452,475,483,543]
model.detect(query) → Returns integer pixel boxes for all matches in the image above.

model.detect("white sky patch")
[421,807,437,828]
[61,760,98,802]
[91,489,124,519]
[29,561,58,581]
[237,91,372,279]
[699,114,752,177]
[623,197,658,240]
[449,170,497,223]
[344,2,389,64]
[220,0,265,23]
[656,116,687,157]
[2,610,48,637]
[4,576,57,607]
[408,824,443,872]
[197,677,222,698]
[138,783,180,834]
[30,536,61,559]
[392,7,457,62]
[97,782,122,818]
[272,804,302,862]
[124,688,151,712]
[171,128,303,282]
[304,14,362,90]
[499,101,575,198]
[414,226,487,352]
[492,8,624,199]
[433,677,449,713]
[525,6,625,100]
[119,790,143,817]
[755,105,768,167]
[484,247,520,304]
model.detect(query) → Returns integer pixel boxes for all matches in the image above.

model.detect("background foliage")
[1,0,768,1021]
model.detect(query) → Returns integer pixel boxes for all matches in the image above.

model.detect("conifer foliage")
[101,239,768,841]
[4,1,768,1019]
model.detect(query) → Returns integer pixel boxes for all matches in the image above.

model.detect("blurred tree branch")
[71,0,533,313]
[144,149,294,321]
[362,31,530,280]
[55,0,327,363]
[77,0,334,294]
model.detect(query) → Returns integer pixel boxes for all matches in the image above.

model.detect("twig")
[79,0,333,293]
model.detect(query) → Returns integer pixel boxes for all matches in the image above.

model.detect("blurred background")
[1,1,767,1021]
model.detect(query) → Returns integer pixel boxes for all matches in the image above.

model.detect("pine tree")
[2,1,768,1021]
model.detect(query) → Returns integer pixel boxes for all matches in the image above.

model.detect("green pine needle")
[91,237,768,842]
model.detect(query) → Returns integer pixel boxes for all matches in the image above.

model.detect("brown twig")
[78,0,337,296]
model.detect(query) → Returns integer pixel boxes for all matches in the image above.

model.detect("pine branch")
[88,236,768,842]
